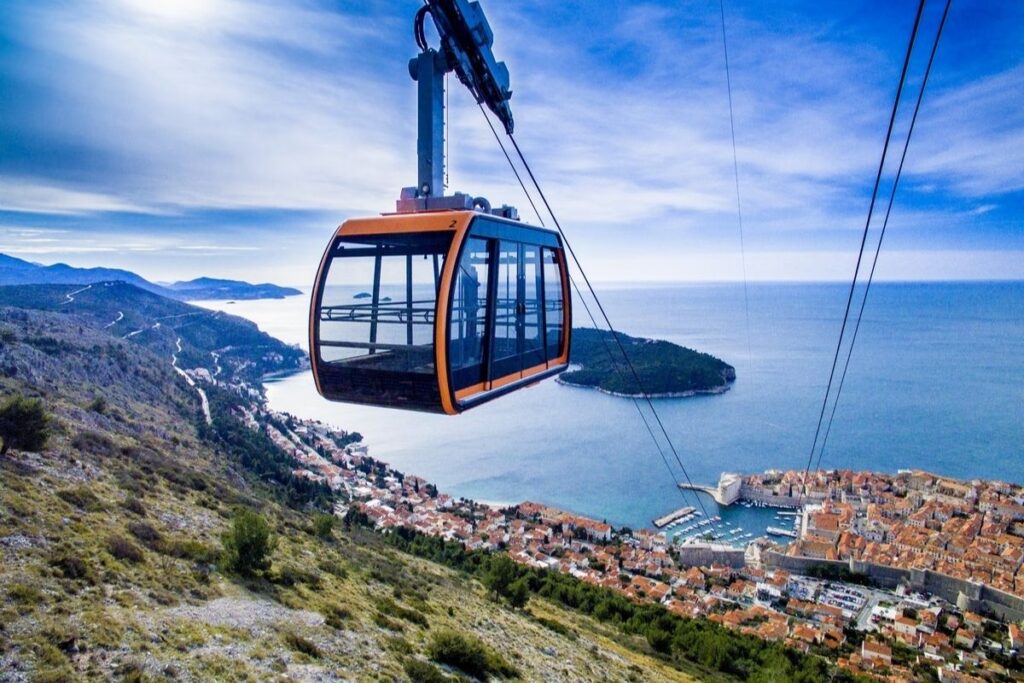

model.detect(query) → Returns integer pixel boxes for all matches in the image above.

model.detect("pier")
[653,505,696,529]
[678,483,729,504]
[678,472,742,505]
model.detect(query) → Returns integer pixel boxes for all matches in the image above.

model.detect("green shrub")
[535,615,575,639]
[403,658,451,683]
[71,430,116,457]
[311,513,335,540]
[377,597,429,628]
[317,557,348,579]
[482,554,518,600]
[221,508,276,577]
[115,659,146,682]
[107,535,145,564]
[283,631,320,659]
[7,583,44,609]
[373,613,405,632]
[41,621,79,653]
[128,522,163,550]
[87,396,108,415]
[0,394,50,456]
[49,554,95,584]
[321,603,350,630]
[507,576,530,610]
[272,564,321,589]
[426,629,519,680]
[57,486,105,512]
[115,469,151,498]
[122,497,147,516]
[165,539,220,564]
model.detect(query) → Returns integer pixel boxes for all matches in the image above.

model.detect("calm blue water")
[198,282,1024,535]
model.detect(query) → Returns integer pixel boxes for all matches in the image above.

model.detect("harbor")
[652,505,696,528]
[680,471,803,510]
[655,471,806,549]
[647,498,803,550]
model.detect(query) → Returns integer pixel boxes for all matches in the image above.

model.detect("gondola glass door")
[521,243,546,370]
[490,240,546,381]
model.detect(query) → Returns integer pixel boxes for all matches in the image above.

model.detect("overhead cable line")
[815,0,952,471]
[478,104,711,521]
[799,0,928,495]
[718,0,755,389]
[503,131,712,519]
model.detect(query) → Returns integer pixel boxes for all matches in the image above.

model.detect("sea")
[195,281,1024,543]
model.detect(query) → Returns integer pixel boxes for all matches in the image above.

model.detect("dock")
[653,506,697,529]
[766,526,799,539]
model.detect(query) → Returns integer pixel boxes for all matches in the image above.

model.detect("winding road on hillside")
[61,284,214,425]
[173,337,212,425]
[60,284,92,305]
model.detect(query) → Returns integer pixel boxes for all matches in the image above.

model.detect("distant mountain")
[0,253,157,291]
[0,252,300,300]
[166,277,301,300]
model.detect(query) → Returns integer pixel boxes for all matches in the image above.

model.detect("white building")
[718,473,742,505]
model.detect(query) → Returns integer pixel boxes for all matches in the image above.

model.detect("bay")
[196,281,1024,536]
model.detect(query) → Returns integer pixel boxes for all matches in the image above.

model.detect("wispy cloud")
[0,0,1021,282]
[0,180,156,215]
[3,0,411,213]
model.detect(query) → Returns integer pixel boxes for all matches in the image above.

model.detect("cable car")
[310,210,570,414]
[310,0,571,413]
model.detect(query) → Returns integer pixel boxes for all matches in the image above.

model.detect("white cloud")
[907,66,1024,196]
[0,180,154,215]
[0,0,1020,284]
[6,0,412,214]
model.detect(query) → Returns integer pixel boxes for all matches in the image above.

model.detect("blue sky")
[0,0,1021,284]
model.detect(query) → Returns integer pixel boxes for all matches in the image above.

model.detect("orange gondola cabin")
[310,210,570,414]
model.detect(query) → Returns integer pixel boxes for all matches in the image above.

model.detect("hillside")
[0,253,300,301]
[560,328,736,397]
[0,293,710,682]
[0,283,305,384]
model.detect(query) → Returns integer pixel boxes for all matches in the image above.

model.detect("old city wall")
[677,544,746,569]
[762,550,1024,621]
[738,485,803,508]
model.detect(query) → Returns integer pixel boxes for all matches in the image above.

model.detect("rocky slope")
[0,288,701,682]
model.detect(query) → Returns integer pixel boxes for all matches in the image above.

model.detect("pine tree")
[0,395,50,456]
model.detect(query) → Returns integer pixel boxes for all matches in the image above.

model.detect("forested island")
[559,327,735,397]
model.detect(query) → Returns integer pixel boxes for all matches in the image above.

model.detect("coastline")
[555,375,732,398]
